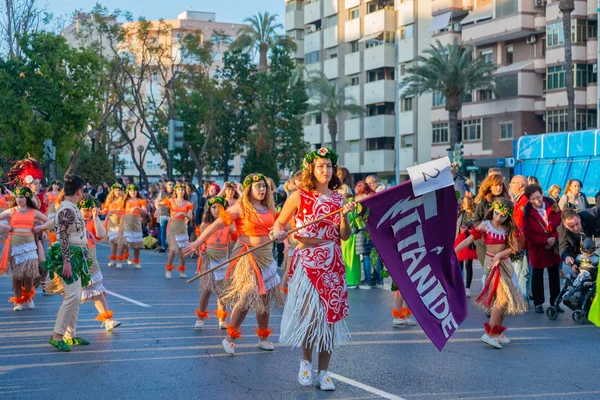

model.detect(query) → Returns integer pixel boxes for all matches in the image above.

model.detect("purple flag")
[361,181,467,351]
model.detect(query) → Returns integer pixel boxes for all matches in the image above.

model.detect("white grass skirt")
[279,265,350,353]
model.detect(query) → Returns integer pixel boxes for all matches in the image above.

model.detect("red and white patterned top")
[294,189,344,241]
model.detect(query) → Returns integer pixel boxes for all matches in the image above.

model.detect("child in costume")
[0,187,53,311]
[455,195,478,298]
[117,184,147,269]
[274,147,357,391]
[79,198,122,331]
[102,183,126,267]
[194,196,234,329]
[185,173,284,355]
[455,197,528,349]
[164,183,194,279]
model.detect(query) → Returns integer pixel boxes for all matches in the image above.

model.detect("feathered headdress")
[7,157,44,188]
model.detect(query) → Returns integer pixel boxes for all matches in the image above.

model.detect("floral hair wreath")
[492,202,513,216]
[50,180,63,188]
[127,184,139,192]
[173,183,187,190]
[14,187,33,198]
[111,183,124,191]
[208,196,229,209]
[243,174,266,189]
[225,182,235,188]
[302,147,339,170]
[78,198,98,210]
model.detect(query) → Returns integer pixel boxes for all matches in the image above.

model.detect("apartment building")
[428,0,598,177]
[286,0,434,184]
[64,11,245,182]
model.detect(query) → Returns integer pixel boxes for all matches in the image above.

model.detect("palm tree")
[401,40,496,148]
[559,0,575,131]
[307,72,364,152]
[231,11,296,71]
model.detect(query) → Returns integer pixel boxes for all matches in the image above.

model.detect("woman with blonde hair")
[558,179,589,211]
[163,183,194,279]
[547,184,561,204]
[185,173,284,355]
[117,184,147,269]
[101,183,126,266]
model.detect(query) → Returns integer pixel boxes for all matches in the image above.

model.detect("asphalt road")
[0,244,598,400]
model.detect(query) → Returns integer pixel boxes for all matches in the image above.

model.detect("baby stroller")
[546,238,598,323]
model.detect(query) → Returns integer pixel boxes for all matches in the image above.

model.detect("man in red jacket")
[509,175,528,230]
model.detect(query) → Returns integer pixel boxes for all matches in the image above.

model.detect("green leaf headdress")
[243,173,266,189]
[78,198,98,210]
[13,186,33,198]
[302,147,339,170]
[207,196,229,209]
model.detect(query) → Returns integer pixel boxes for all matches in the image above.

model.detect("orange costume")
[102,200,124,243]
[117,199,146,250]
[46,192,61,219]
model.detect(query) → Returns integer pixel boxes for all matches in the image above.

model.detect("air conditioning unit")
[527,35,537,44]
[534,0,544,7]
[307,24,316,33]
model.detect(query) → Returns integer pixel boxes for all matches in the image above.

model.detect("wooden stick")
[186,204,355,284]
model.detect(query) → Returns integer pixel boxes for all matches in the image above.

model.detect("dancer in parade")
[194,196,233,329]
[117,184,146,269]
[0,185,13,241]
[45,180,62,245]
[218,182,242,207]
[102,183,125,267]
[185,173,284,355]
[78,198,122,331]
[0,187,53,311]
[46,175,90,352]
[164,183,194,279]
[273,147,356,391]
[455,198,528,349]
[392,291,417,327]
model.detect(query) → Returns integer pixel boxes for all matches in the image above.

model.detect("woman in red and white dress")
[274,147,356,391]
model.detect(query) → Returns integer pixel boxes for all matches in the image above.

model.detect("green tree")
[306,71,364,152]
[559,0,575,131]
[74,147,116,187]
[401,40,496,148]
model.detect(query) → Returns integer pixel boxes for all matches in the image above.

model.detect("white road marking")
[106,290,152,308]
[326,371,408,400]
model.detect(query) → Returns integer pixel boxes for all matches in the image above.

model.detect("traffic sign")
[496,158,506,168]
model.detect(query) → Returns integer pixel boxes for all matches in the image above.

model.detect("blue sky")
[48,0,285,25]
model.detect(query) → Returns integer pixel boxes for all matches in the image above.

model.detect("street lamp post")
[137,145,144,186]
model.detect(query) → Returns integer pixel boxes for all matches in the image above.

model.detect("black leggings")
[459,260,473,289]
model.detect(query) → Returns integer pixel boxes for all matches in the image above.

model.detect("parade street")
[1,244,598,400]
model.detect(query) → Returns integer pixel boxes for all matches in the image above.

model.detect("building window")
[305,50,320,65]
[348,140,360,152]
[588,64,598,85]
[547,22,564,47]
[546,109,567,133]
[366,67,394,82]
[499,121,514,140]
[304,113,322,126]
[479,49,493,65]
[365,31,396,48]
[326,15,338,28]
[286,1,303,12]
[496,0,518,18]
[478,89,493,101]
[400,24,414,40]
[432,123,449,144]
[366,137,395,150]
[349,74,360,86]
[432,91,446,107]
[327,47,338,59]
[367,102,395,116]
[496,74,518,97]
[506,45,513,65]
[348,7,359,20]
[349,40,359,53]
[293,29,304,40]
[462,119,482,141]
[547,65,590,90]
[367,0,394,13]
[588,20,598,40]
[401,135,413,148]
[401,97,413,112]
[547,65,565,90]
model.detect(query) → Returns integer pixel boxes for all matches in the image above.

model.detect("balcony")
[534,98,546,115]
[364,9,396,36]
[286,10,304,30]
[461,98,536,119]
[434,31,462,47]
[398,112,414,135]
[587,39,597,61]
[398,148,414,172]
[344,52,361,75]
[304,0,321,24]
[534,58,546,72]
[344,118,361,141]
[303,124,322,144]
[345,0,360,9]
[432,0,466,14]
[461,13,536,46]
[364,44,396,71]
[363,150,395,173]
[345,85,361,105]
[534,15,546,31]
[587,86,597,107]
[364,115,395,139]
[397,38,415,63]
[345,18,361,42]
[304,31,321,54]
[396,1,415,26]
[323,58,338,79]
[344,152,361,173]
[546,45,587,65]
[588,0,597,16]
[364,80,396,104]
[545,90,588,108]
[323,0,338,16]
[323,26,337,49]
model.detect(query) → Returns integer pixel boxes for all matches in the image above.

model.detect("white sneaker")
[108,261,115,267]
[179,272,187,279]
[257,340,274,351]
[165,270,172,280]
[222,338,235,355]
[134,263,142,269]
[465,288,471,298]
[358,285,371,290]
[298,360,313,387]
[194,319,204,329]
[13,304,23,311]
[498,334,510,345]
[219,320,227,330]
[481,333,502,349]
[317,370,336,391]
[104,319,122,331]
[25,300,34,309]
[126,259,133,265]
[393,317,406,326]
[116,263,123,269]
[405,315,417,326]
